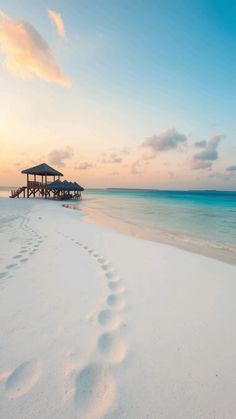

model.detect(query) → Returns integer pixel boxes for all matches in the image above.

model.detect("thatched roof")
[22,163,63,177]
[46,180,63,190]
[73,182,84,191]
[46,179,84,191]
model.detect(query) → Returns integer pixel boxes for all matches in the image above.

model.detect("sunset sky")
[0,0,235,189]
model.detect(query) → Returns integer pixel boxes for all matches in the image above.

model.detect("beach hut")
[10,163,84,200]
[45,179,84,200]
[19,163,63,198]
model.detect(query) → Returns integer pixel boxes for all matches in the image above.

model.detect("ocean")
[1,187,236,264]
[80,188,236,264]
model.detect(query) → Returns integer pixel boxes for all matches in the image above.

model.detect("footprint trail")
[62,235,129,417]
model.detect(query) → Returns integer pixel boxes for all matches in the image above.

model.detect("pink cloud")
[0,10,71,86]
[48,147,73,167]
[48,9,66,39]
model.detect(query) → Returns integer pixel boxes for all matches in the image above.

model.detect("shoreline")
[63,202,236,267]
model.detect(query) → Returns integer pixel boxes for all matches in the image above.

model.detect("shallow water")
[80,189,236,264]
[1,187,236,264]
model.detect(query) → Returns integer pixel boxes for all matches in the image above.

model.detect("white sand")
[0,197,236,419]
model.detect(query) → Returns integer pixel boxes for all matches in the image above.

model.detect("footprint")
[20,258,28,263]
[101,264,111,272]
[108,281,125,293]
[83,246,88,250]
[98,310,120,329]
[97,332,126,363]
[13,255,22,260]
[107,294,125,309]
[74,363,116,419]
[0,272,8,279]
[93,253,99,258]
[97,257,105,264]
[5,360,41,398]
[6,264,17,270]
[105,271,119,281]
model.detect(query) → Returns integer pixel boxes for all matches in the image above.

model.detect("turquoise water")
[1,187,236,262]
[82,189,236,259]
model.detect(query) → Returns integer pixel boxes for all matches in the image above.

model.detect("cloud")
[195,140,207,148]
[48,9,66,39]
[75,162,93,170]
[0,10,71,86]
[48,147,73,167]
[192,135,223,170]
[194,135,222,161]
[192,160,213,170]
[141,128,187,159]
[226,165,236,172]
[101,152,123,164]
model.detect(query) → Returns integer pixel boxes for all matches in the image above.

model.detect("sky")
[0,0,235,189]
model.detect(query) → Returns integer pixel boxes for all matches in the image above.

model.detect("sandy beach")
[1,197,236,419]
[0,0,235,417]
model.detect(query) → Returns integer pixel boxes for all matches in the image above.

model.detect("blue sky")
[0,0,235,188]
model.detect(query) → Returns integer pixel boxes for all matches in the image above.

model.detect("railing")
[10,186,26,198]
[27,181,52,187]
